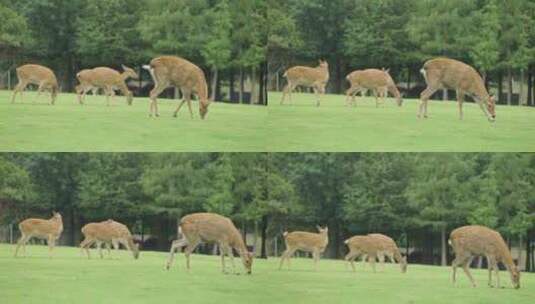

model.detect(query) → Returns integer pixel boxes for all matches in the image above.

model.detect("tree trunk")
[527,68,533,106]
[407,66,411,96]
[210,66,218,101]
[230,69,235,102]
[251,67,257,104]
[518,235,524,270]
[441,226,447,266]
[260,215,268,258]
[519,69,525,106]
[442,89,448,101]
[507,67,513,105]
[498,71,503,103]
[239,67,244,104]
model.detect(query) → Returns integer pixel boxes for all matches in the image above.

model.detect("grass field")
[0,244,533,304]
[0,90,267,152]
[268,92,535,152]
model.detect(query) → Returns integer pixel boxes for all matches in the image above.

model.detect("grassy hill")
[267,92,535,152]
[0,90,267,152]
[0,244,533,304]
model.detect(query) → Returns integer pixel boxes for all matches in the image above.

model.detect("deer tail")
[447,238,452,246]
[283,231,288,238]
[344,239,350,244]
[420,68,427,82]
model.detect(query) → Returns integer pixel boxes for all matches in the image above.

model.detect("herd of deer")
[281,57,496,122]
[9,56,497,122]
[9,56,211,119]
[13,211,520,289]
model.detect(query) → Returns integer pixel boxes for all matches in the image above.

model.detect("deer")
[143,56,210,119]
[344,235,383,272]
[10,64,59,105]
[419,57,496,122]
[75,65,138,106]
[80,219,139,259]
[165,213,254,274]
[278,226,329,270]
[345,68,403,107]
[14,212,63,258]
[367,233,407,273]
[449,225,520,289]
[280,60,329,106]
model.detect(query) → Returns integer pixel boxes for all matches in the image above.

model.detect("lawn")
[0,90,267,152]
[0,244,533,304]
[268,92,535,152]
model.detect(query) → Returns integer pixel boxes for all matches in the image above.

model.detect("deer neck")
[120,72,130,82]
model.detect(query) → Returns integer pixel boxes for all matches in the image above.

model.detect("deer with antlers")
[345,68,403,107]
[280,60,329,106]
[143,56,210,119]
[279,226,329,270]
[11,64,59,105]
[449,225,520,289]
[80,219,139,259]
[14,212,63,258]
[75,65,138,106]
[419,57,496,121]
[165,213,254,274]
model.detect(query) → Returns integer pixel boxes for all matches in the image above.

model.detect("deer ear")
[316,225,321,231]
[121,64,128,71]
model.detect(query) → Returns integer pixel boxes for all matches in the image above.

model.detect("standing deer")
[75,65,138,106]
[344,235,382,272]
[11,64,59,105]
[165,213,254,274]
[143,56,210,119]
[367,233,407,273]
[279,226,329,270]
[280,60,329,106]
[419,57,496,121]
[80,219,139,259]
[14,212,63,258]
[449,225,520,289]
[345,68,403,107]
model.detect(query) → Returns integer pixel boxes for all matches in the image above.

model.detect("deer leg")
[79,238,93,259]
[184,240,200,272]
[313,85,321,107]
[185,93,194,119]
[35,83,47,104]
[378,253,386,271]
[14,234,29,257]
[369,255,377,273]
[278,249,289,269]
[226,246,236,273]
[47,235,55,258]
[173,100,186,117]
[461,258,477,287]
[219,243,228,274]
[419,86,438,118]
[456,90,465,120]
[165,238,188,270]
[148,83,168,117]
[345,86,356,106]
[313,250,320,271]
[11,81,28,103]
[281,84,289,105]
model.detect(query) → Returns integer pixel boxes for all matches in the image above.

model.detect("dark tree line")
[268,0,535,105]
[1,153,534,271]
[0,0,267,104]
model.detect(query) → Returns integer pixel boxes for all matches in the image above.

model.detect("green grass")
[0,90,267,152]
[0,244,533,304]
[267,92,535,152]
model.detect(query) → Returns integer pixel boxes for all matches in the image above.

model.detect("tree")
[200,0,232,101]
[0,156,37,224]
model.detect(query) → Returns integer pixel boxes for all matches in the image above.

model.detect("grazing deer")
[14,212,63,258]
[143,56,210,119]
[367,233,407,273]
[279,226,329,270]
[11,64,59,105]
[80,219,139,259]
[280,60,329,106]
[419,58,496,121]
[75,65,138,106]
[345,68,403,107]
[449,225,520,289]
[165,213,253,274]
[344,235,382,272]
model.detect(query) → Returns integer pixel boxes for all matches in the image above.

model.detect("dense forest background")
[268,0,535,105]
[0,0,267,104]
[0,153,533,271]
